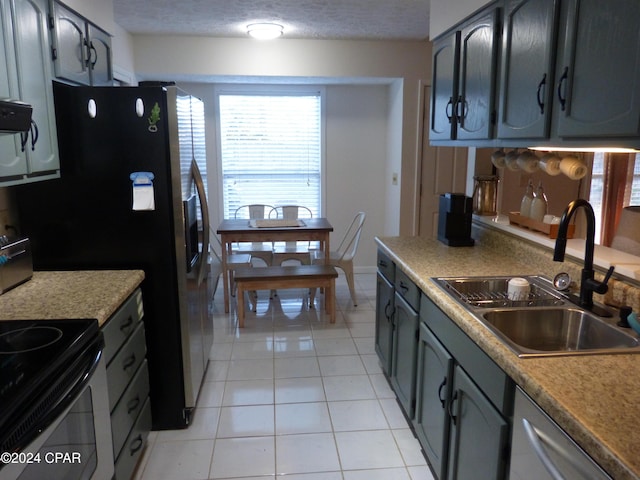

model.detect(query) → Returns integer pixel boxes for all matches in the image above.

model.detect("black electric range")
[0,318,103,455]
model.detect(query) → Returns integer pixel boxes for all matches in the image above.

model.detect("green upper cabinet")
[0,0,59,182]
[497,0,559,139]
[430,6,499,142]
[554,0,640,138]
[0,0,27,178]
[431,0,640,147]
[49,0,113,86]
[456,8,499,141]
[430,31,460,141]
[86,22,113,86]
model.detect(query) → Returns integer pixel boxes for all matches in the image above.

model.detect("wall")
[429,0,491,39]
[132,36,431,267]
[182,82,391,270]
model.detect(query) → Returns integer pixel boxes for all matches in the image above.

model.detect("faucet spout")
[553,199,613,311]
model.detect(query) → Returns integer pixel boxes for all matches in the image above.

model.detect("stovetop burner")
[0,326,63,353]
[0,318,102,454]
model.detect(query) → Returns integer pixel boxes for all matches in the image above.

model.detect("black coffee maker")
[437,193,475,246]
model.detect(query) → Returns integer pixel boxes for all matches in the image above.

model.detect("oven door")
[1,354,114,480]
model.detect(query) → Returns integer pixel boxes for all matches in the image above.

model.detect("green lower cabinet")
[414,323,454,480]
[374,271,394,375]
[446,365,509,480]
[416,295,513,480]
[389,291,419,418]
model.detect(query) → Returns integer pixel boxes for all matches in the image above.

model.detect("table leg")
[221,234,230,313]
[320,232,330,297]
[237,285,245,328]
[327,279,335,323]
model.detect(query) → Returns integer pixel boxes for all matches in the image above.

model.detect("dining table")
[217,217,334,313]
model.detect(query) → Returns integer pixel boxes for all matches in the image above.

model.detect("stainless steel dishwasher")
[510,387,612,480]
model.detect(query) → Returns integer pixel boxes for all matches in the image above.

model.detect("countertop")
[0,270,145,327]
[376,235,640,480]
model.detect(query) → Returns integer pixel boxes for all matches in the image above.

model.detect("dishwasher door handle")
[522,417,565,480]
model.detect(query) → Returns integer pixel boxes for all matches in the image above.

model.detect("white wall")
[429,0,491,38]
[132,36,431,267]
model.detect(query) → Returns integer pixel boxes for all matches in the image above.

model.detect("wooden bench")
[234,265,338,327]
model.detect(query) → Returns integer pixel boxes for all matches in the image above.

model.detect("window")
[588,153,605,242]
[589,152,640,245]
[217,89,323,219]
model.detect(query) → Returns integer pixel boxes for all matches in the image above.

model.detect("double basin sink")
[433,275,640,358]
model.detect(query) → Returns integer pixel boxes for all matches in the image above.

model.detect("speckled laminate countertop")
[0,270,145,326]
[376,235,640,480]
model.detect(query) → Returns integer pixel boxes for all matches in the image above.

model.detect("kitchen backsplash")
[473,221,640,314]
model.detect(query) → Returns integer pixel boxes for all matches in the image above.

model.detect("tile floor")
[134,273,434,480]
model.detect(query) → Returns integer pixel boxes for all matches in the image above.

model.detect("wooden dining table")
[217,217,333,313]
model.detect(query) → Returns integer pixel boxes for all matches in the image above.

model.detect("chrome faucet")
[553,199,614,313]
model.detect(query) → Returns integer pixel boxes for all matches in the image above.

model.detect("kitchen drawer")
[377,249,395,284]
[421,295,514,416]
[102,289,144,365]
[107,321,146,410]
[114,397,151,480]
[111,359,150,458]
[396,269,420,312]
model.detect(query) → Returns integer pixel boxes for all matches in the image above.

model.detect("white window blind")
[218,93,322,219]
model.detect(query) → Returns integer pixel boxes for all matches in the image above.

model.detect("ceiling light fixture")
[247,23,284,40]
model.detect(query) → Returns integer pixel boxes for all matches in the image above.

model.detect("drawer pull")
[120,315,134,332]
[127,396,141,414]
[129,434,144,456]
[438,377,447,408]
[122,353,137,371]
[399,281,409,293]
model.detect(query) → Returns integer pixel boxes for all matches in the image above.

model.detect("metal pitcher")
[472,175,499,215]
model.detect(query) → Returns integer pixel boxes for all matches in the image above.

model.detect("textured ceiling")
[113,0,430,40]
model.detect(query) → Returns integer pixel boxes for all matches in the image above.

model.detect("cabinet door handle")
[448,390,459,425]
[438,377,448,408]
[89,42,98,68]
[557,66,569,111]
[445,97,454,123]
[454,95,467,124]
[122,353,137,371]
[399,281,409,294]
[20,130,28,152]
[30,121,38,150]
[384,299,393,320]
[127,395,141,414]
[120,315,134,332]
[378,260,388,268]
[129,434,144,456]
[536,73,547,114]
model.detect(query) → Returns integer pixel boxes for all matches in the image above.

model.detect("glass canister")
[472,175,500,215]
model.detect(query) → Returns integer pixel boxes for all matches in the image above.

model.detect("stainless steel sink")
[482,308,640,357]
[433,275,640,357]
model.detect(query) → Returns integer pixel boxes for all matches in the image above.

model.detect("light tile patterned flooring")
[134,273,434,480]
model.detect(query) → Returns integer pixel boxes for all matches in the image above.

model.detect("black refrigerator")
[14,82,212,430]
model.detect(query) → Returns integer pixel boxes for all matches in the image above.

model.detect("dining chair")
[269,205,314,265]
[209,229,253,301]
[310,211,366,307]
[232,204,275,266]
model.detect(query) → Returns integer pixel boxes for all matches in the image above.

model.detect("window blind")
[218,93,322,219]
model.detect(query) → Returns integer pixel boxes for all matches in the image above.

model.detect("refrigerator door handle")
[191,158,210,286]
